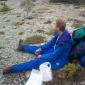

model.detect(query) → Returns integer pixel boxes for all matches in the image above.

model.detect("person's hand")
[35,48,41,56]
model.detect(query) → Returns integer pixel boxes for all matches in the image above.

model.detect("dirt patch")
[44,20,52,24]
[5,19,10,22]
[24,35,46,44]
[37,29,47,33]
[26,16,34,20]
[13,21,25,27]
[18,32,25,35]
[0,31,5,35]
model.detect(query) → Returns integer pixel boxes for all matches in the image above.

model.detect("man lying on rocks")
[3,19,72,74]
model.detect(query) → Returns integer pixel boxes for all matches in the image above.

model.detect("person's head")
[54,18,66,34]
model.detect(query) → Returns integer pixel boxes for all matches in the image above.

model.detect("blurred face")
[54,20,60,32]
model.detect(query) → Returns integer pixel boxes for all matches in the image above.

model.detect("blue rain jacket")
[10,30,72,73]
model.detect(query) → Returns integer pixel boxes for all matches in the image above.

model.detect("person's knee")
[80,56,85,67]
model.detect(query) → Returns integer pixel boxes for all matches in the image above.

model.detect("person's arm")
[52,43,71,59]
[40,32,58,50]
[35,32,58,55]
[40,42,71,62]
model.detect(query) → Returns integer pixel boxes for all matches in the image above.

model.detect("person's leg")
[22,44,40,54]
[80,56,85,67]
[6,57,48,73]
[51,59,68,70]
[42,47,54,54]
[22,44,54,54]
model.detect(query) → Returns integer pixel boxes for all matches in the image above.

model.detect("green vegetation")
[37,29,47,34]
[72,3,85,8]
[18,32,25,35]
[37,28,54,35]
[65,63,77,78]
[0,4,10,12]
[47,28,54,35]
[24,35,46,44]
[21,0,35,8]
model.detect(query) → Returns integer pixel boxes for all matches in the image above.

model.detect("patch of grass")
[65,63,77,78]
[72,3,85,8]
[44,20,52,24]
[13,21,24,26]
[37,28,54,35]
[18,32,25,35]
[46,28,54,35]
[24,35,46,44]
[0,31,5,35]
[37,29,46,34]
[21,0,35,8]
[0,4,10,12]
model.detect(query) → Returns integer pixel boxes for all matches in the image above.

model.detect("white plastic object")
[39,62,52,82]
[25,69,43,85]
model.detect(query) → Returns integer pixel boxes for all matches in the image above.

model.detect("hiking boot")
[17,39,24,51]
[3,67,11,75]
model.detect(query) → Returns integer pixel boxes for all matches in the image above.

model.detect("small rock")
[16,13,21,17]
[79,11,85,17]
[18,32,25,35]
[74,6,80,9]
[13,21,24,26]
[25,72,30,78]
[0,31,5,35]
[80,81,85,85]
[26,16,34,20]
[12,26,17,29]
[5,19,10,22]
[26,22,30,24]
[44,20,52,24]
[0,47,4,49]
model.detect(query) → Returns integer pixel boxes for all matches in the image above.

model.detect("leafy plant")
[0,4,10,12]
[65,63,77,78]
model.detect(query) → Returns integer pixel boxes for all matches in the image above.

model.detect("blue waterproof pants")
[22,44,54,54]
[10,44,61,73]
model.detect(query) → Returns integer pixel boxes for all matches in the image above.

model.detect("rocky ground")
[0,0,85,85]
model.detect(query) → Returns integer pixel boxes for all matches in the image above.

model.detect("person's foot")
[17,39,24,51]
[3,66,11,75]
